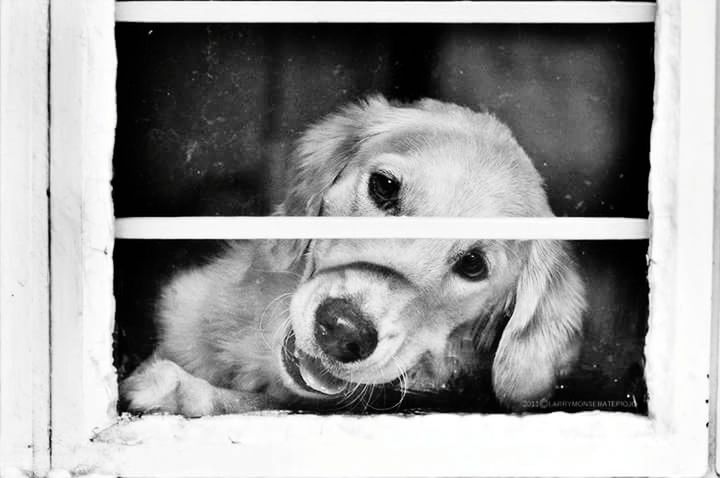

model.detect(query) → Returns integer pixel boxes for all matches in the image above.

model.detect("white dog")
[121,96,586,416]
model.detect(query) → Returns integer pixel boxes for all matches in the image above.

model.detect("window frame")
[0,0,50,476]
[33,0,719,476]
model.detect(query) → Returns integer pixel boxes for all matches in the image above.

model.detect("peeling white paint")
[0,0,50,475]
[49,0,117,472]
[645,0,680,433]
[65,412,689,477]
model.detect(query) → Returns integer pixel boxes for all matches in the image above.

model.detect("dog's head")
[274,96,586,410]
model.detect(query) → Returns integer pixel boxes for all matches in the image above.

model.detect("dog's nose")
[314,298,378,363]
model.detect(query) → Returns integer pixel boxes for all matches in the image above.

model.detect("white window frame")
[0,0,714,476]
[0,0,50,476]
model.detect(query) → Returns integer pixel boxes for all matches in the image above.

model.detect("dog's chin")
[281,331,348,397]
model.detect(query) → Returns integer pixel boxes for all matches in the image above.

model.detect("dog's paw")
[120,359,217,417]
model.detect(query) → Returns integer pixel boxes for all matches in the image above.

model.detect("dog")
[120,96,586,416]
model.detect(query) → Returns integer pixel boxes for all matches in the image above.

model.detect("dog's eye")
[454,250,489,281]
[368,172,400,212]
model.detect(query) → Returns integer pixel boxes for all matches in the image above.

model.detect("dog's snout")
[314,298,378,363]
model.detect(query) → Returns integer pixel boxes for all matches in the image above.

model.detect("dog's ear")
[277,95,391,217]
[492,240,586,409]
[270,95,392,269]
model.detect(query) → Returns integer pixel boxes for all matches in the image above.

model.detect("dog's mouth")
[282,331,348,396]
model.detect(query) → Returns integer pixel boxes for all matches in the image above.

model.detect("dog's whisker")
[269,306,293,348]
[350,383,368,410]
[331,375,363,410]
[279,324,295,362]
[257,292,294,352]
[367,359,407,412]
[350,381,363,399]
[393,358,409,409]
[348,382,372,411]
[360,383,374,412]
[268,306,294,349]
[339,386,361,410]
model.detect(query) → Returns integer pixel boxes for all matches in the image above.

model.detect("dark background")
[113,22,653,414]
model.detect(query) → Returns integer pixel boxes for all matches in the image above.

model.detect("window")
[113,14,654,416]
[0,0,716,476]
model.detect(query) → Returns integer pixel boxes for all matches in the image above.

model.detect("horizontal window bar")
[115,1,657,24]
[115,217,650,240]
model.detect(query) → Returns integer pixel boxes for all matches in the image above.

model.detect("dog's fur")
[121,96,586,416]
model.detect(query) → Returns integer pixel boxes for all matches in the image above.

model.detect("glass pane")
[115,239,648,415]
[113,23,653,218]
[113,22,652,416]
